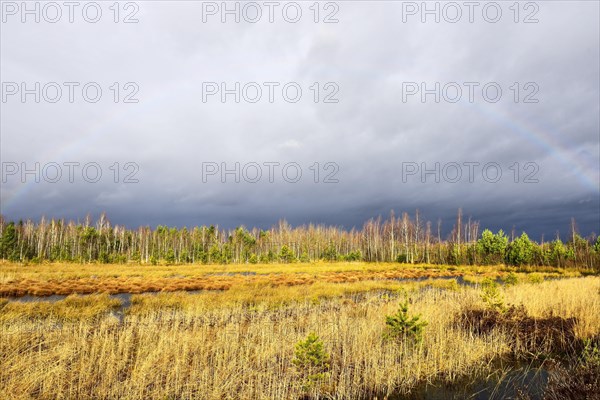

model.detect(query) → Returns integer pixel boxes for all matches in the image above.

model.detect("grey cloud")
[1,1,598,239]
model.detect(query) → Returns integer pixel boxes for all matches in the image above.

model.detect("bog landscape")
[1,213,599,399]
[2,1,599,399]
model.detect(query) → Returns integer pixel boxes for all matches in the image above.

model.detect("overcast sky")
[1,1,599,239]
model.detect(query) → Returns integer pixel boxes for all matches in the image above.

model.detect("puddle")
[395,275,472,285]
[6,294,70,303]
[0,276,492,307]
[208,271,257,276]
[4,292,133,305]
[381,365,549,400]
[0,275,570,309]
[1,290,210,312]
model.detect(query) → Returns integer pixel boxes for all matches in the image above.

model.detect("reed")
[0,261,580,297]
[1,276,598,399]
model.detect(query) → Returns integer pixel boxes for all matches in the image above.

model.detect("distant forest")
[1,211,598,270]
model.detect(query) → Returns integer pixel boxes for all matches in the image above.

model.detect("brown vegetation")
[0,261,579,297]
[458,305,578,355]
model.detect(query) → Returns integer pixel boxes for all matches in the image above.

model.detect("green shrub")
[481,278,506,312]
[527,273,544,284]
[396,254,408,263]
[299,251,310,263]
[384,301,427,344]
[503,272,519,286]
[279,245,297,263]
[321,242,339,261]
[164,249,176,264]
[594,236,600,253]
[343,250,362,261]
[292,332,330,388]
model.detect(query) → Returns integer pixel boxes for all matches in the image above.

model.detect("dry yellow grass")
[0,293,121,322]
[1,276,598,399]
[0,261,579,296]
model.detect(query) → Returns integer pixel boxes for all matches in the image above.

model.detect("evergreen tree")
[476,229,508,264]
[506,233,535,266]
[0,222,18,261]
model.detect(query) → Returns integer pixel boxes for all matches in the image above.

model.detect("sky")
[1,1,599,240]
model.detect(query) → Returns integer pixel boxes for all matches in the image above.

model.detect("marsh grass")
[0,261,582,297]
[1,276,598,399]
[0,293,121,322]
[544,337,600,399]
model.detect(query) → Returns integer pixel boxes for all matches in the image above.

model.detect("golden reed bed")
[1,275,598,399]
[0,261,577,297]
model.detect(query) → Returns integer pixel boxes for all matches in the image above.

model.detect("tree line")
[0,211,598,270]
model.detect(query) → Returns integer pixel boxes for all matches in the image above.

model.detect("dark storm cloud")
[1,1,598,239]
